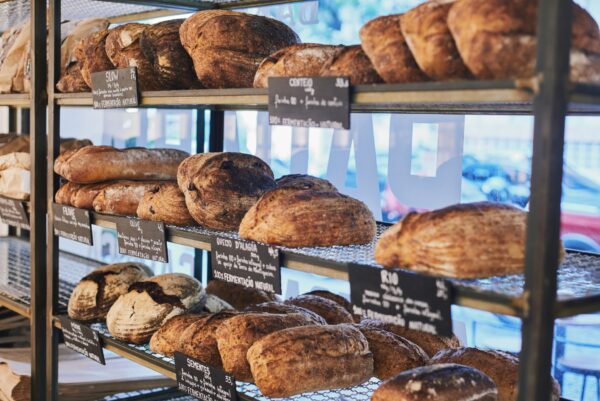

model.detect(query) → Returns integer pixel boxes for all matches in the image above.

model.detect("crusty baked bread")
[56,62,89,93]
[216,312,316,381]
[253,44,343,88]
[149,313,208,356]
[106,273,204,344]
[320,45,383,84]
[360,319,460,357]
[136,182,195,226]
[68,263,152,322]
[179,10,299,88]
[177,152,276,230]
[75,29,115,88]
[71,182,111,209]
[206,280,277,310]
[360,14,429,83]
[243,301,327,325]
[375,202,565,278]
[304,290,353,316]
[371,363,498,401]
[55,182,82,206]
[61,139,93,154]
[429,347,561,401]
[239,187,376,247]
[93,181,166,216]
[285,294,354,324]
[275,174,337,192]
[448,0,600,82]
[248,324,373,397]
[400,1,472,81]
[55,146,188,184]
[356,324,429,380]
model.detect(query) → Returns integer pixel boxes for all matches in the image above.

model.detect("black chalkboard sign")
[0,196,29,229]
[268,76,350,129]
[52,203,93,245]
[91,67,139,109]
[348,264,453,337]
[174,352,238,401]
[116,217,168,263]
[59,316,105,365]
[211,236,281,294]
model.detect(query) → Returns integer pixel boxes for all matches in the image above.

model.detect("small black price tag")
[0,196,29,229]
[175,352,238,401]
[52,203,93,245]
[349,263,453,337]
[91,67,139,109]
[116,217,168,263]
[211,236,281,294]
[268,76,350,130]
[59,316,105,365]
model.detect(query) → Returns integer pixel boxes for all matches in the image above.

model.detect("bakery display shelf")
[0,236,99,317]
[0,94,29,107]
[89,212,600,318]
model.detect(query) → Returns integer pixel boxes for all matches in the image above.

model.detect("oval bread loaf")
[93,181,166,216]
[285,294,354,324]
[149,313,208,356]
[320,45,383,84]
[206,280,278,310]
[136,182,195,226]
[243,301,327,325]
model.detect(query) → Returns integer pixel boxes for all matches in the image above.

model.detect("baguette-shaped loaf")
[54,146,188,184]
[216,313,316,381]
[285,294,354,325]
[206,280,277,310]
[243,301,327,325]
[71,182,111,209]
[320,45,383,84]
[136,182,195,226]
[55,182,82,206]
[372,363,498,401]
[149,313,208,356]
[239,187,376,247]
[247,324,374,397]
[93,181,166,216]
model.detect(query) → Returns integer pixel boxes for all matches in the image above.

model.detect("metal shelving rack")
[0,0,592,400]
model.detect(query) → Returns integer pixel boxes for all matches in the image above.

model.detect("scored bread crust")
[149,313,208,356]
[136,182,196,226]
[285,294,354,325]
[55,182,83,206]
[320,45,383,84]
[93,181,166,216]
[243,301,327,325]
[275,174,337,192]
[71,182,112,209]
[75,29,114,87]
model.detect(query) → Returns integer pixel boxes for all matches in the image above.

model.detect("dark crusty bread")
[360,319,460,357]
[71,182,112,209]
[216,312,316,381]
[239,187,376,247]
[177,152,276,231]
[275,174,337,192]
[149,313,208,356]
[55,182,83,206]
[400,1,472,81]
[356,324,428,380]
[285,294,353,324]
[54,146,188,184]
[243,301,326,325]
[247,324,374,397]
[93,181,167,216]
[320,45,383,84]
[305,290,353,316]
[75,29,115,88]
[429,347,561,401]
[372,363,498,401]
[206,280,277,310]
[179,10,299,88]
[253,44,343,88]
[56,62,89,93]
[448,0,600,82]
[136,182,195,226]
[360,14,429,83]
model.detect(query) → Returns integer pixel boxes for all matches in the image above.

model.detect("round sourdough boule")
[243,301,327,325]
[75,29,114,87]
[275,174,337,192]
[285,294,353,324]
[136,182,196,226]
[206,280,278,310]
[304,290,353,316]
[149,313,208,356]
[320,45,383,84]
[239,187,376,247]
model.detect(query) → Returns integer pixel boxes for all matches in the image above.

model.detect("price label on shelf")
[268,76,350,130]
[91,67,139,109]
[348,263,453,337]
[0,196,29,229]
[59,316,105,365]
[52,203,93,245]
[116,217,168,263]
[174,352,238,401]
[211,236,281,294]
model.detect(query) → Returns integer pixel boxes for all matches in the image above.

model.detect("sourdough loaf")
[285,294,354,324]
[320,45,383,84]
[275,174,337,192]
[75,29,114,88]
[304,290,353,316]
[70,182,111,209]
[206,280,277,310]
[149,314,208,356]
[92,181,166,216]
[243,301,327,325]
[136,182,195,226]
[55,182,82,206]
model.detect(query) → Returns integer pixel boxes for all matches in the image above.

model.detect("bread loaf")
[136,182,195,226]
[400,1,472,81]
[320,45,383,84]
[206,280,277,310]
[55,182,82,206]
[360,14,429,83]
[55,146,188,184]
[177,152,275,230]
[75,29,114,87]
[356,325,428,380]
[239,187,376,247]
[360,319,460,357]
[305,290,353,316]
[71,182,111,209]
[180,10,299,88]
[275,174,337,192]
[429,347,561,401]
[149,314,208,356]
[253,44,343,88]
[285,294,354,324]
[68,263,152,322]
[371,363,498,401]
[247,324,373,397]
[447,0,600,82]
[93,181,166,216]
[61,138,93,154]
[243,301,327,325]
[106,273,204,344]
[216,313,316,381]
[56,63,89,93]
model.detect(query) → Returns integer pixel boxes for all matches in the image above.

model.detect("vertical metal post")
[206,110,225,282]
[7,107,17,133]
[30,1,48,400]
[194,109,206,282]
[517,1,572,400]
